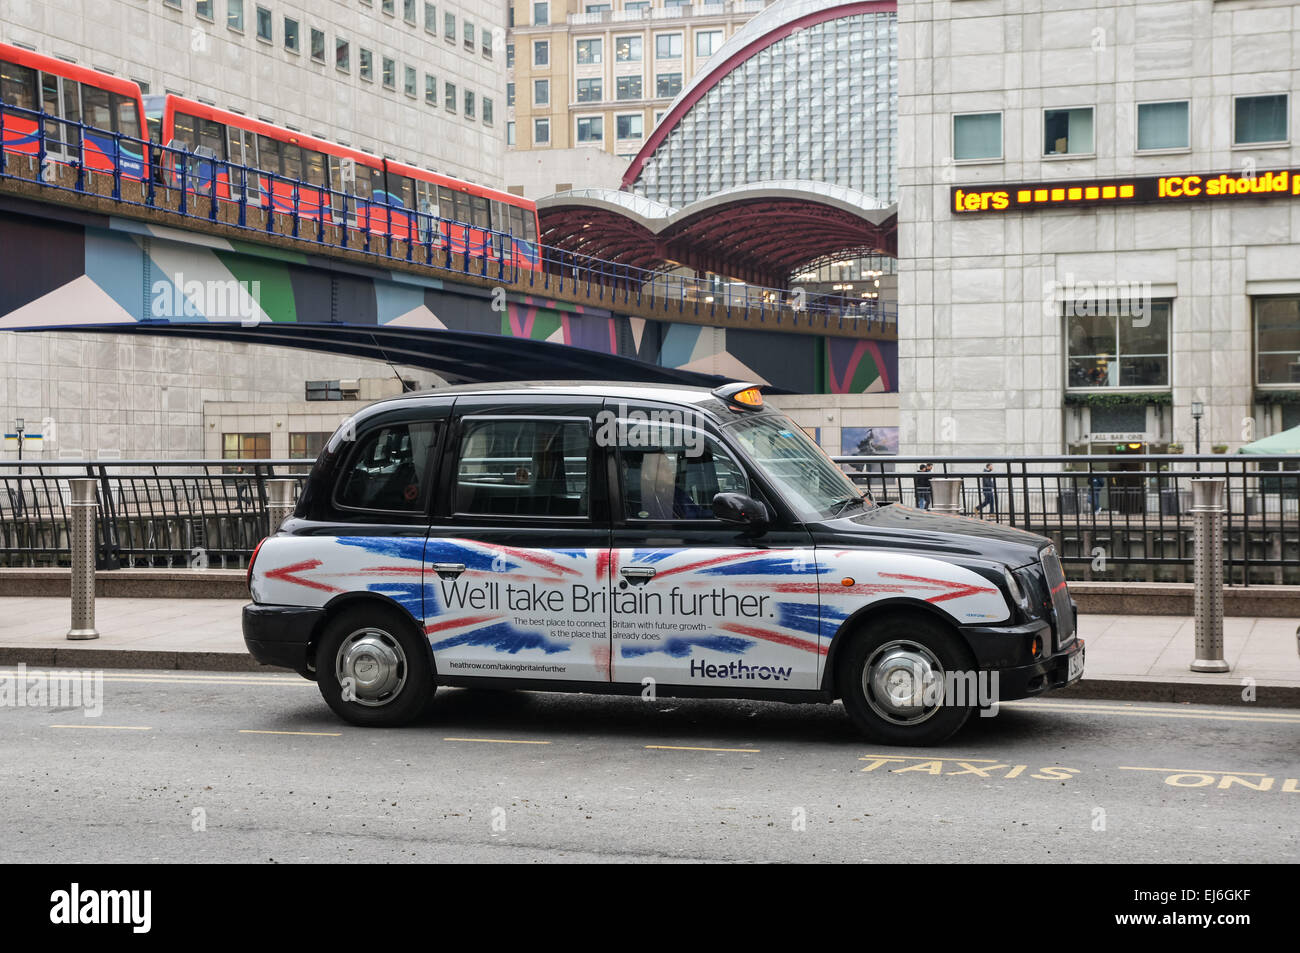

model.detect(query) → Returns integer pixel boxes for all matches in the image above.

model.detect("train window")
[509,206,525,237]
[62,81,83,137]
[173,112,200,148]
[390,175,414,209]
[0,61,38,110]
[197,118,225,157]
[302,149,327,187]
[112,93,141,140]
[352,164,373,200]
[257,134,281,176]
[281,142,303,181]
[453,190,470,223]
[524,212,537,243]
[471,195,490,229]
[80,85,113,131]
[438,186,456,219]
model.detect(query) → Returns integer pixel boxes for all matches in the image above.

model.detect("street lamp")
[1190,402,1204,470]
[12,418,24,460]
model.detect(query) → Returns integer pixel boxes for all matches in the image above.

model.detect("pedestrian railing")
[0,461,307,570]
[0,99,897,332]
[834,454,1300,585]
[2,455,1298,584]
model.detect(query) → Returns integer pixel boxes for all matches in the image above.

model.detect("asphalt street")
[2,667,1297,863]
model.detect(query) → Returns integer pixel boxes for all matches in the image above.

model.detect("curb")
[1,647,1296,708]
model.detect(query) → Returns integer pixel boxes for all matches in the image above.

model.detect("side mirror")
[712,492,768,527]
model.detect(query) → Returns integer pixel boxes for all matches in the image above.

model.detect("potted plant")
[1212,443,1229,454]
[1166,442,1184,454]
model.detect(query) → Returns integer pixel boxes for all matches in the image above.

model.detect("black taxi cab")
[243,381,1083,745]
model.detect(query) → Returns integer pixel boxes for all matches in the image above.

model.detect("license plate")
[1067,649,1084,681]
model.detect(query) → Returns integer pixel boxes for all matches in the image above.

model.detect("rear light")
[247,537,267,595]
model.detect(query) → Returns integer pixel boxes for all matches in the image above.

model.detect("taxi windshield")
[727,413,872,520]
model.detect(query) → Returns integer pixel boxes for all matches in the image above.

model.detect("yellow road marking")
[1118,766,1270,776]
[858,755,1001,762]
[1003,700,1300,721]
[50,724,151,731]
[443,737,551,745]
[238,729,341,737]
[646,745,760,753]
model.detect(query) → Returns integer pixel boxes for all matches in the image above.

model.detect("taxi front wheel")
[837,614,977,746]
[315,604,434,727]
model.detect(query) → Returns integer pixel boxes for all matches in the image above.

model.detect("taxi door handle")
[431,562,466,578]
[620,566,656,585]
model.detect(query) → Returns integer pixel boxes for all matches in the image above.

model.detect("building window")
[585,3,611,10]
[1066,300,1171,389]
[576,78,601,103]
[1234,93,1288,146]
[196,0,213,22]
[336,38,350,72]
[424,2,437,34]
[507,121,515,146]
[382,57,396,89]
[953,112,1002,161]
[695,30,722,58]
[1044,107,1094,156]
[577,38,602,65]
[482,30,493,58]
[425,73,437,104]
[164,0,181,10]
[534,40,549,67]
[405,65,417,98]
[577,116,603,143]
[463,21,475,51]
[625,0,649,10]
[506,82,515,107]
[360,48,373,81]
[506,43,514,68]
[382,0,394,14]
[1137,100,1190,151]
[445,81,456,111]
[222,433,270,459]
[403,0,416,25]
[310,28,326,64]
[655,33,682,59]
[283,17,300,52]
[1256,297,1300,386]
[616,35,642,62]
[533,2,549,26]
[655,72,681,98]
[534,78,549,106]
[305,381,342,401]
[534,117,550,145]
[464,89,475,117]
[616,75,642,100]
[255,5,272,41]
[483,96,493,125]
[227,0,244,32]
[444,12,455,42]
[616,113,643,140]
[289,432,331,460]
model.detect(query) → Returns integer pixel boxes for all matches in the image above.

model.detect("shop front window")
[1066,300,1171,389]
[1256,296,1300,386]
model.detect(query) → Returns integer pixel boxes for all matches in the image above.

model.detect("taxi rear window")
[335,421,439,512]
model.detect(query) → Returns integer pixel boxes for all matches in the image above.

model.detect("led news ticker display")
[951,169,1300,214]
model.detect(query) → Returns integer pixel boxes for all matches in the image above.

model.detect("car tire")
[837,613,977,746]
[315,604,434,727]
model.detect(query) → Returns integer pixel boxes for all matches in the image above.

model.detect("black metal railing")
[834,454,1300,585]
[2,455,1297,584]
[0,460,307,570]
[0,98,898,331]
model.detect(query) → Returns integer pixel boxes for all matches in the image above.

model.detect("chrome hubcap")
[863,641,944,726]
[336,627,407,708]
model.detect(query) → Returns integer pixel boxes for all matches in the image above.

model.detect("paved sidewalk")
[0,597,1296,705]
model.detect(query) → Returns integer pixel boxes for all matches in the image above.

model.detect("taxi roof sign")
[713,382,764,410]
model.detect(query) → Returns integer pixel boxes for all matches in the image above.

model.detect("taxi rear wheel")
[315,604,433,727]
[837,614,976,746]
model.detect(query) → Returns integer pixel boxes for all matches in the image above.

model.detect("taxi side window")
[336,421,439,512]
[455,417,591,518]
[621,435,749,521]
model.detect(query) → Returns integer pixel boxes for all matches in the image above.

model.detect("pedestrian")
[915,463,932,510]
[1088,472,1105,516]
[976,463,996,517]
[235,465,251,506]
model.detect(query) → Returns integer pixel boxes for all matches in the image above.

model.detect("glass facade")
[631,9,897,208]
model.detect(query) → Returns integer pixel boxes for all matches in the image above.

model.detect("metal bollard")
[66,478,100,641]
[266,479,298,536]
[930,478,963,514]
[1190,477,1228,673]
